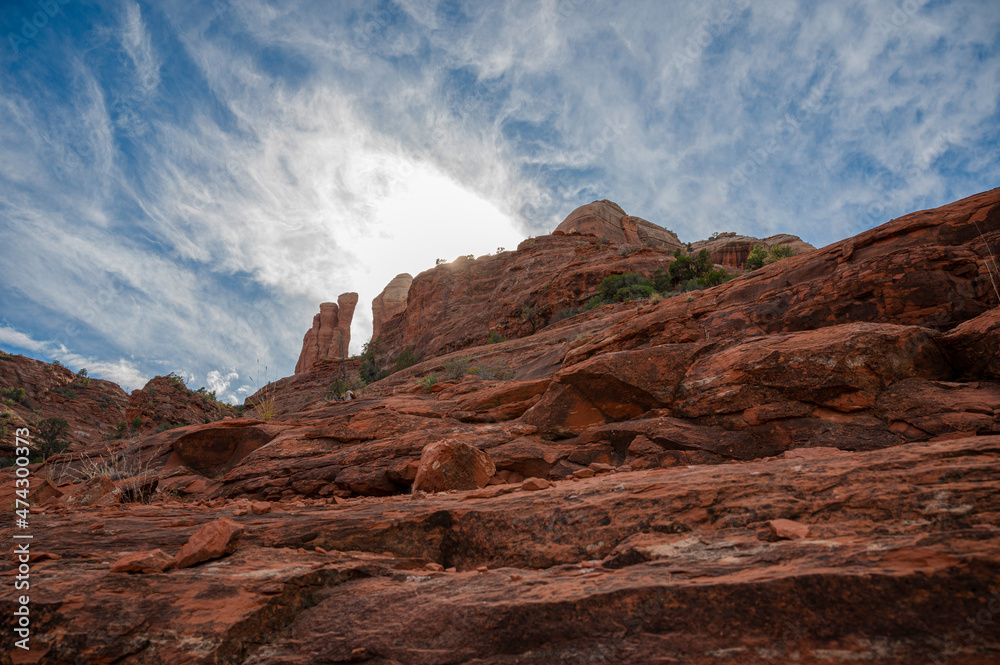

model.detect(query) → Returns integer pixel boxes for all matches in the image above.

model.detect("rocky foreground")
[2,189,1000,664]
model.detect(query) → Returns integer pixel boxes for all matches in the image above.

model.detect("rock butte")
[293,292,358,374]
[1,188,999,664]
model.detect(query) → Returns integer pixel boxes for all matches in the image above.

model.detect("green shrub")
[418,373,438,392]
[359,339,389,384]
[697,268,733,288]
[52,387,77,399]
[745,243,794,270]
[394,349,418,372]
[766,244,794,263]
[598,273,655,303]
[131,416,143,429]
[487,331,505,344]
[36,417,69,459]
[0,387,27,405]
[442,357,472,380]
[0,352,12,361]
[165,372,188,389]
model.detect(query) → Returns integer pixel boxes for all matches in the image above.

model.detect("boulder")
[111,549,174,574]
[172,517,245,569]
[412,439,496,493]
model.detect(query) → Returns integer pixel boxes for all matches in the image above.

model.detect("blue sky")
[0,0,997,402]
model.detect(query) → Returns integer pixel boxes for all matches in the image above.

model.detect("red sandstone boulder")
[111,549,174,574]
[172,517,245,569]
[412,439,496,493]
[768,518,810,540]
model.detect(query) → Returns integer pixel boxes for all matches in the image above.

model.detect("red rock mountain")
[293,292,358,373]
[2,188,1000,664]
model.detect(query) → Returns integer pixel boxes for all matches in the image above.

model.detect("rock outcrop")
[294,292,359,374]
[553,199,684,250]
[124,374,238,435]
[0,352,127,457]
[2,187,1000,664]
[690,231,816,268]
[371,273,412,340]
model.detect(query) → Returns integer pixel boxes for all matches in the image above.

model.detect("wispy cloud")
[0,0,997,399]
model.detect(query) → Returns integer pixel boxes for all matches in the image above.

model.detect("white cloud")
[0,326,149,391]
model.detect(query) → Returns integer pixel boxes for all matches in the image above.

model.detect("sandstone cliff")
[371,273,412,340]
[293,292,358,374]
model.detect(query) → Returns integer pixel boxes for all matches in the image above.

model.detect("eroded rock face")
[690,231,817,268]
[554,199,684,250]
[371,273,412,341]
[294,292,359,374]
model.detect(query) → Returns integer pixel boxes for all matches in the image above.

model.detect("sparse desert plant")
[418,373,438,393]
[442,357,472,380]
[320,376,362,402]
[49,443,156,503]
[0,387,27,405]
[394,349,418,372]
[973,219,1000,303]
[35,417,70,460]
[0,352,12,360]
[248,362,278,420]
[487,331,505,344]
[469,359,515,381]
[73,368,90,387]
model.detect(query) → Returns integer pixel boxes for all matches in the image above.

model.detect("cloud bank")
[0,0,997,401]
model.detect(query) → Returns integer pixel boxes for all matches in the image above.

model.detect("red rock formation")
[371,273,412,340]
[690,231,817,269]
[124,374,238,435]
[294,292,359,374]
[0,352,127,456]
[554,199,684,250]
[2,188,1000,663]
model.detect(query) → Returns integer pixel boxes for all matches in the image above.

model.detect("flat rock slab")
[2,436,999,664]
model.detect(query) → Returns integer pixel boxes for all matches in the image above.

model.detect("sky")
[0,0,997,403]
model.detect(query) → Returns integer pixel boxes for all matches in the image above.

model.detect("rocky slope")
[0,353,127,457]
[2,188,1000,664]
